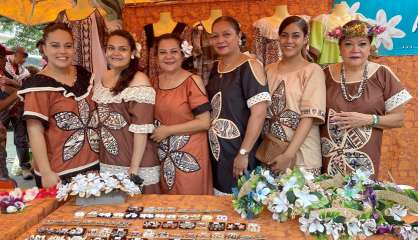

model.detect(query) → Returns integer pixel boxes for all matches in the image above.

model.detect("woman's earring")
[131,55,134,59]
[238,39,243,46]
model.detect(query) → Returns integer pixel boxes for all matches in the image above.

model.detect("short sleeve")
[186,77,211,116]
[309,19,325,60]
[300,64,326,123]
[126,87,155,134]
[242,59,271,108]
[380,66,413,112]
[21,92,50,127]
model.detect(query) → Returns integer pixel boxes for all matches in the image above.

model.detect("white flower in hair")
[135,42,142,58]
[181,40,193,58]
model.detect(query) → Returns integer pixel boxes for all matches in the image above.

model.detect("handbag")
[255,133,295,170]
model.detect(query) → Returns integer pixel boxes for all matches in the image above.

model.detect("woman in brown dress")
[93,30,160,193]
[321,20,412,177]
[152,34,213,195]
[264,16,326,176]
[18,23,100,187]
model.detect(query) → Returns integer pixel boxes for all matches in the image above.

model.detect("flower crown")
[328,21,385,40]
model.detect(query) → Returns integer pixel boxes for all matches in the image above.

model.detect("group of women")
[17,15,411,195]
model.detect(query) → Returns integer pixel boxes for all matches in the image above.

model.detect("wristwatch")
[239,148,249,156]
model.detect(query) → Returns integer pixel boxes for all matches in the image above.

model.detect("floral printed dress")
[321,62,412,177]
[206,56,271,195]
[93,81,160,194]
[17,66,99,186]
[155,75,213,195]
[264,62,326,176]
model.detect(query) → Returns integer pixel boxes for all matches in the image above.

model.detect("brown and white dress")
[265,62,326,175]
[93,81,160,194]
[18,66,100,186]
[321,62,412,177]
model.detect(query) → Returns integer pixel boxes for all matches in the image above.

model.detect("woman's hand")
[233,154,249,178]
[269,152,295,172]
[331,111,373,129]
[41,171,60,188]
[128,166,138,176]
[150,125,172,143]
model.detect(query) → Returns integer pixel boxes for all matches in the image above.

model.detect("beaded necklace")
[339,62,368,102]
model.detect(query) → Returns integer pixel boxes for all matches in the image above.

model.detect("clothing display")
[139,22,192,84]
[264,62,326,175]
[252,17,282,66]
[206,56,271,194]
[92,81,161,194]
[321,62,412,177]
[17,66,100,186]
[155,75,213,195]
[192,22,218,86]
[57,10,107,81]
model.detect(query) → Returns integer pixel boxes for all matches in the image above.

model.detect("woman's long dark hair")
[278,16,313,62]
[107,30,139,95]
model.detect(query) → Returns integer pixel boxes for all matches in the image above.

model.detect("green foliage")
[0,17,44,54]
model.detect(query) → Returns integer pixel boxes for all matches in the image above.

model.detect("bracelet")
[370,114,380,127]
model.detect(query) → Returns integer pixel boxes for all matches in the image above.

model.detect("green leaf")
[334,216,346,223]
[286,190,297,204]
[343,200,363,211]
[404,189,418,202]
[383,215,405,225]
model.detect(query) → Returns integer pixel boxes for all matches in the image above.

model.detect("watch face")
[239,149,247,155]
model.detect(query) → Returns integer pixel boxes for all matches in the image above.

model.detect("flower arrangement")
[56,172,143,201]
[327,21,385,40]
[232,167,418,240]
[0,187,42,213]
[181,40,193,58]
[297,169,418,240]
[267,168,329,222]
[232,167,278,219]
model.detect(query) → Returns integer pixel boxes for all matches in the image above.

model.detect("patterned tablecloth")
[1,197,60,240]
[16,194,403,239]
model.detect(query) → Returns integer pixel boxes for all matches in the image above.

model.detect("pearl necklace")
[339,62,369,102]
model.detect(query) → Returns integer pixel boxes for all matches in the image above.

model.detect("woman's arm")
[270,118,313,170]
[128,133,147,175]
[27,119,60,187]
[233,102,268,177]
[150,112,210,142]
[332,106,405,130]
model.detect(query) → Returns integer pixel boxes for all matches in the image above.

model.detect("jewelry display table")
[17,194,402,239]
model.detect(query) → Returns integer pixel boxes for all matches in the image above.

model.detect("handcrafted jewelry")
[189,214,201,221]
[87,211,98,217]
[155,213,166,219]
[142,229,155,238]
[216,215,228,222]
[340,62,369,102]
[156,231,169,238]
[143,220,161,229]
[111,228,128,238]
[112,212,125,219]
[226,222,247,231]
[128,230,142,237]
[195,221,208,230]
[178,214,190,220]
[67,227,85,236]
[201,215,213,221]
[208,222,226,231]
[225,232,240,239]
[370,114,380,127]
[179,221,196,230]
[161,221,179,229]
[97,212,113,218]
[139,213,155,219]
[211,232,225,239]
[28,235,46,240]
[74,211,85,218]
[247,223,261,233]
[126,206,143,213]
[166,214,177,220]
[143,207,156,213]
[124,212,138,219]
